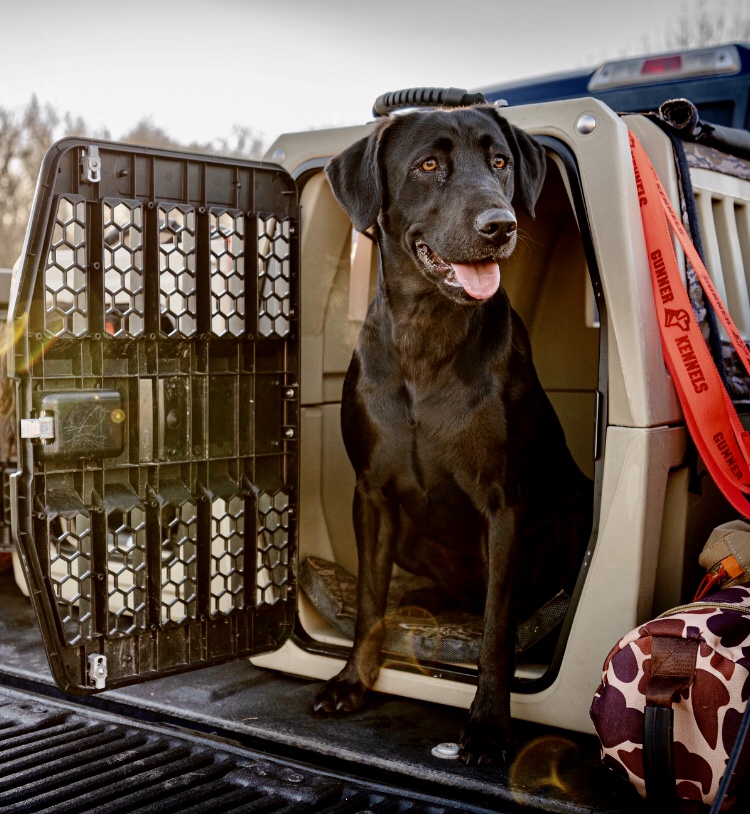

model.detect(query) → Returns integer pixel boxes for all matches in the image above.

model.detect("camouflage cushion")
[590,585,750,806]
[299,556,483,663]
[299,556,570,665]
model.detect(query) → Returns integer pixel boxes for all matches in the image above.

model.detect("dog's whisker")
[516,229,543,248]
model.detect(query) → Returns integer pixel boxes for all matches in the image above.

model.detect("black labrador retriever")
[314,105,592,765]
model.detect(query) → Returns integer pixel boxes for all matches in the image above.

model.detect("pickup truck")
[2,42,750,813]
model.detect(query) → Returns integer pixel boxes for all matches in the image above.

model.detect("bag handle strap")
[710,693,750,814]
[643,637,699,810]
[629,131,750,517]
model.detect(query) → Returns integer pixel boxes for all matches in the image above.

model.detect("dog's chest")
[402,377,508,472]
[369,377,507,531]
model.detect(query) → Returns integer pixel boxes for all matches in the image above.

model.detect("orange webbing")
[629,131,750,517]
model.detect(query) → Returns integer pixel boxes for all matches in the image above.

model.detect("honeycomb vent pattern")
[44,195,88,337]
[257,216,291,338]
[103,199,145,337]
[159,204,197,337]
[210,495,245,616]
[106,508,147,636]
[48,514,93,645]
[210,209,245,337]
[256,490,290,606]
[161,501,199,625]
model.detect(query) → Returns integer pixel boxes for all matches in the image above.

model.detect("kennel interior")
[291,141,599,640]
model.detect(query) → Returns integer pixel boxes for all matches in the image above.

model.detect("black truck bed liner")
[0,570,644,813]
[0,684,498,813]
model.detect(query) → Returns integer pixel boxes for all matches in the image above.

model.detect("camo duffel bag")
[590,585,750,809]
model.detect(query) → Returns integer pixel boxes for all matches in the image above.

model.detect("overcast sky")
[1,0,746,150]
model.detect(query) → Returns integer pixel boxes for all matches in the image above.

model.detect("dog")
[313,104,593,765]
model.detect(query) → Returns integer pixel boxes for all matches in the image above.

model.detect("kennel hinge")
[88,654,107,689]
[81,145,101,184]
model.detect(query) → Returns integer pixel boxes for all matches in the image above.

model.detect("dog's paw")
[459,718,512,767]
[313,675,368,714]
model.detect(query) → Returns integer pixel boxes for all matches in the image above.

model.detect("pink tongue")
[450,260,501,300]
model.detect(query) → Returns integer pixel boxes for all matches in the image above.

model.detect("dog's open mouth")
[415,242,500,301]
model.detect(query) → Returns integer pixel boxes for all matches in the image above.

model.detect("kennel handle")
[372,87,486,117]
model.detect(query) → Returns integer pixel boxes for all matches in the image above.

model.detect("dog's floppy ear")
[325,119,392,232]
[502,120,546,218]
[480,107,546,217]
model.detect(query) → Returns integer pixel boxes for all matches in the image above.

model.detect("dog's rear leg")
[313,482,396,713]
[460,502,519,766]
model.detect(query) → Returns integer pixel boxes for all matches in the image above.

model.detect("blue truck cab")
[479,43,750,130]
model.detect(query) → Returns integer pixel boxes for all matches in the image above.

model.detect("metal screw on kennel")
[576,114,597,134]
[431,742,460,759]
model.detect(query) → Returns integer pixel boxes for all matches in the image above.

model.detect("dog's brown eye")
[493,156,506,169]
[420,158,438,172]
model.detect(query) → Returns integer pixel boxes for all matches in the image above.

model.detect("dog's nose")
[475,209,517,241]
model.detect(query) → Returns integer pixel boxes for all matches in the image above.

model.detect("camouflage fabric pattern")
[299,555,484,663]
[672,146,713,352]
[590,585,750,806]
[685,142,750,183]
[300,556,568,664]
[721,342,750,402]
[679,142,750,400]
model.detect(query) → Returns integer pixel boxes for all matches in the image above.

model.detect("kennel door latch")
[20,415,55,442]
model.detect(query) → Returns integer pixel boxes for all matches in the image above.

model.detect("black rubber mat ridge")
[0,687,497,814]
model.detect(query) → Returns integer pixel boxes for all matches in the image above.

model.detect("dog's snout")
[475,209,517,241]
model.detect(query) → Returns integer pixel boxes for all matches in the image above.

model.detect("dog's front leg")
[313,481,396,713]
[460,501,519,766]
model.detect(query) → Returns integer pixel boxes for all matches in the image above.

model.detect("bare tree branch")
[0,96,58,269]
[662,0,750,49]
[0,100,266,271]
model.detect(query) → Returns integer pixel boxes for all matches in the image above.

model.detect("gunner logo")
[665,308,691,331]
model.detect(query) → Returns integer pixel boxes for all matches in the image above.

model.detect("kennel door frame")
[9,137,300,695]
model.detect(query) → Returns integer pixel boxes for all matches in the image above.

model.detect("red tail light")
[641,55,682,75]
[589,45,740,91]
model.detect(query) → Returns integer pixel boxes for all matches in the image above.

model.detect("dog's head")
[326,105,546,304]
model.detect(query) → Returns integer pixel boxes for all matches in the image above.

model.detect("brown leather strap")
[646,636,699,707]
[643,636,699,812]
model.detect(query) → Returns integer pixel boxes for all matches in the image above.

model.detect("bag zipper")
[658,601,750,618]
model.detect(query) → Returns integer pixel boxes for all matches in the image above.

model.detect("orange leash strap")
[629,131,750,517]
